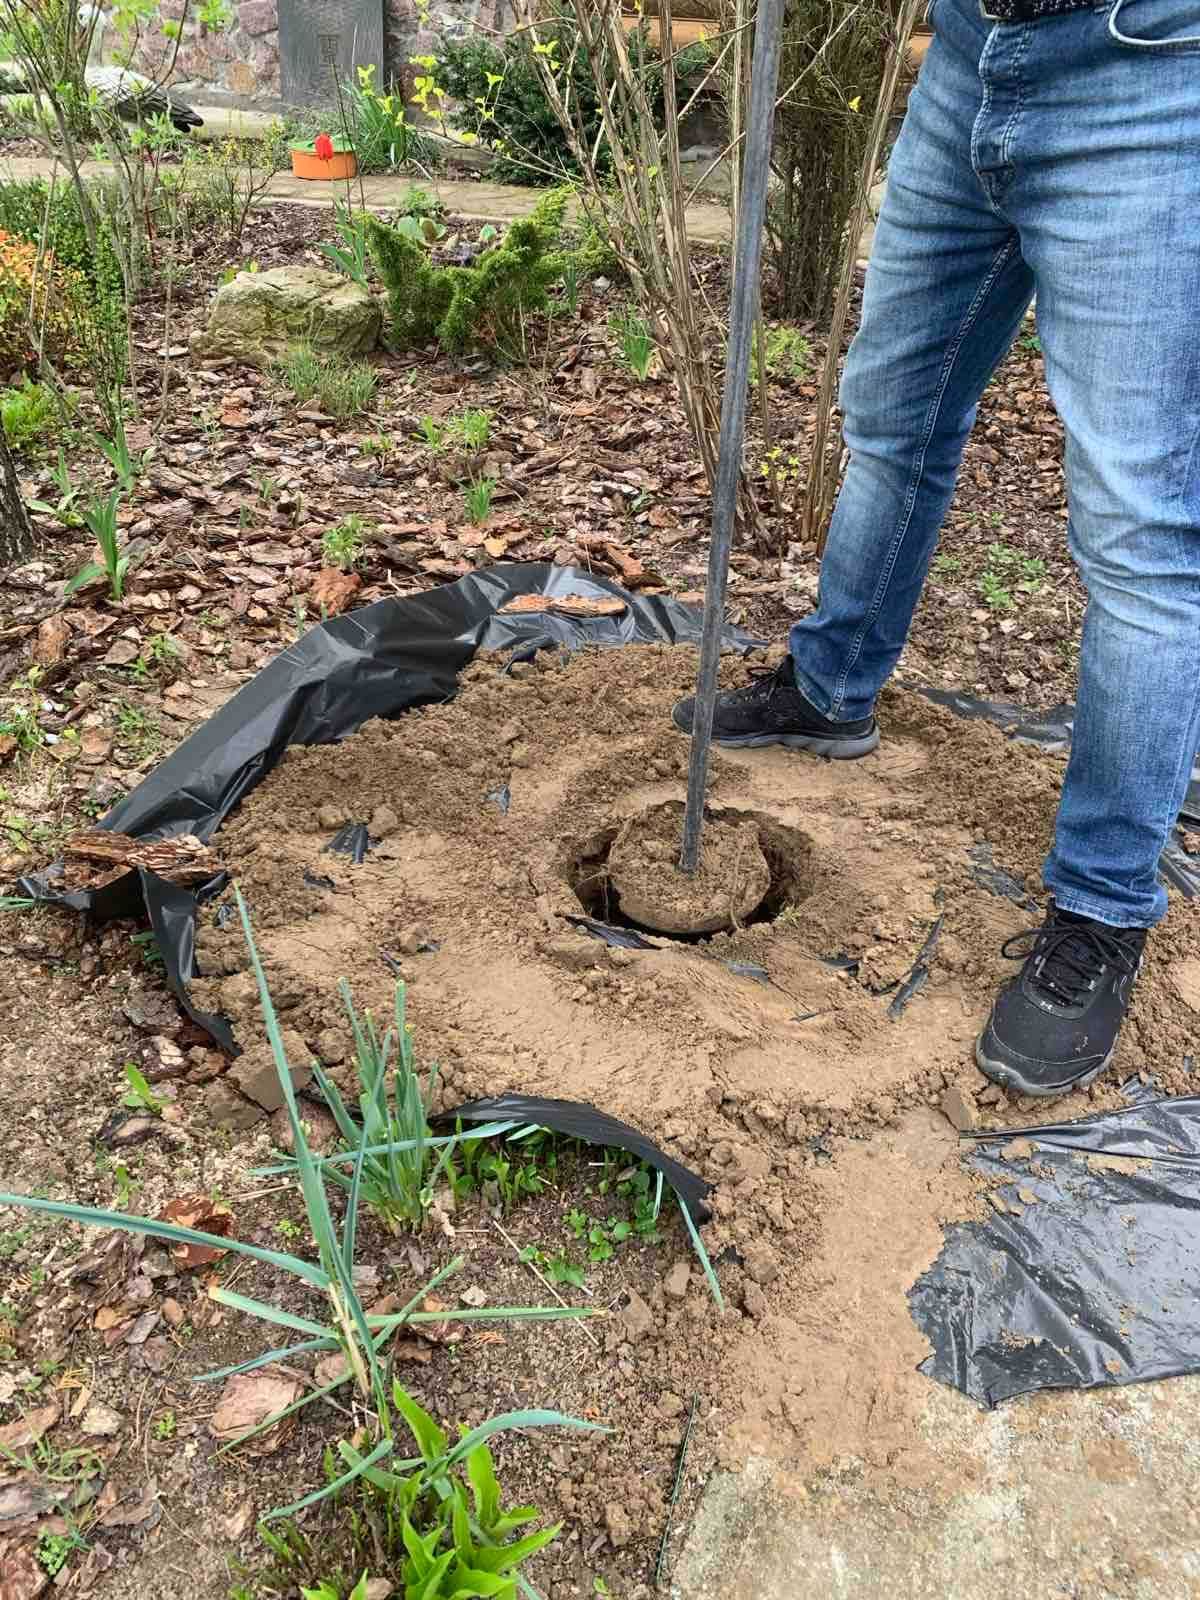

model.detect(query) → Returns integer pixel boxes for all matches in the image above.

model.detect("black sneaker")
[671,656,879,758]
[976,903,1147,1099]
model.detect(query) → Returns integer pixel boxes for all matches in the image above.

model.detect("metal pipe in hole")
[679,0,785,875]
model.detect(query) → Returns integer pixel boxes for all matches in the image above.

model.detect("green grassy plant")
[464,476,497,525]
[65,487,127,602]
[610,307,654,380]
[318,198,371,289]
[321,514,370,570]
[0,887,600,1520]
[275,346,378,419]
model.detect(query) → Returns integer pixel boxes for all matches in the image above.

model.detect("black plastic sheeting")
[436,1095,712,1223]
[910,1090,1200,1406]
[15,564,757,1042]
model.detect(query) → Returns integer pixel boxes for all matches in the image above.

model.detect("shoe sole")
[974,1034,1114,1101]
[670,709,880,761]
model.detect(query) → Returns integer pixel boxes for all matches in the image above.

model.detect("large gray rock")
[190,265,380,368]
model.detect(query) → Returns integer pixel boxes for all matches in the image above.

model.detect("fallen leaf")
[31,615,70,666]
[497,594,551,614]
[0,736,15,764]
[0,1404,59,1453]
[314,1353,349,1389]
[0,1536,42,1599]
[93,1307,127,1332]
[497,593,626,618]
[483,536,509,558]
[220,1501,254,1541]
[158,1194,232,1269]
[310,567,362,616]
[98,1486,161,1530]
[413,1297,464,1347]
[209,1367,301,1454]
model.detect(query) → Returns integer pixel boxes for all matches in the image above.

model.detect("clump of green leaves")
[321,514,370,570]
[464,476,497,525]
[318,198,371,289]
[0,377,57,447]
[610,306,655,380]
[366,188,571,356]
[750,324,811,385]
[275,345,378,419]
[980,542,1047,612]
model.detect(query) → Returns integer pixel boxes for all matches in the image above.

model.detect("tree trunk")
[0,428,34,571]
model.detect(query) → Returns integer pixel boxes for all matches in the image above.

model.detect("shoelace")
[1001,917,1141,1008]
[742,659,795,703]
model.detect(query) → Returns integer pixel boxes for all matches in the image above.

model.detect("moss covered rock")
[189,266,380,368]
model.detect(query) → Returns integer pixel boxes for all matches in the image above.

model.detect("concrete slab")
[674,1376,1200,1599]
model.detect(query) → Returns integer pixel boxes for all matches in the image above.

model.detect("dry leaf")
[0,1404,59,1453]
[483,536,509,558]
[310,568,362,616]
[413,1297,464,1347]
[209,1367,301,1454]
[314,1353,349,1388]
[158,1194,232,1269]
[549,595,627,618]
[98,1487,161,1530]
[31,615,70,666]
[0,1536,42,1600]
[0,736,15,764]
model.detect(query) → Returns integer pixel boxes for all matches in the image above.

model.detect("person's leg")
[787,0,1034,721]
[1005,13,1200,930]
[974,1,1200,1097]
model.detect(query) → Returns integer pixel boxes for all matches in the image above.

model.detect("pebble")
[940,1085,979,1132]
[80,1403,124,1437]
[663,1259,691,1300]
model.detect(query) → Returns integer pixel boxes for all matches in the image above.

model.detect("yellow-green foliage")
[366,187,571,355]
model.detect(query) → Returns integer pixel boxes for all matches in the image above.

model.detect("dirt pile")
[187,641,1200,1485]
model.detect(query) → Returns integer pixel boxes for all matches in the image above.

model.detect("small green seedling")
[322,514,370,570]
[153,1411,176,1441]
[417,415,446,451]
[121,1062,164,1115]
[611,307,655,380]
[66,487,127,602]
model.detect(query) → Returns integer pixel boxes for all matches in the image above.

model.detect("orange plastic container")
[290,148,358,181]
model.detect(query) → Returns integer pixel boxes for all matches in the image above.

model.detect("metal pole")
[679,0,785,874]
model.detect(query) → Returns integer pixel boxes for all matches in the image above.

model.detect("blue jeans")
[789,0,1200,928]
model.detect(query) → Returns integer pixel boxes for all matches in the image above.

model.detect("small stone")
[940,1085,979,1132]
[228,1033,313,1112]
[743,1282,768,1320]
[318,804,346,831]
[369,803,402,839]
[161,1298,185,1327]
[80,1403,123,1437]
[546,934,601,971]
[619,1289,654,1342]
[316,1028,346,1066]
[205,1080,265,1132]
[605,1501,634,1548]
[498,719,522,745]
[663,1259,691,1301]
[743,1243,779,1287]
[460,1286,488,1308]
[398,925,427,957]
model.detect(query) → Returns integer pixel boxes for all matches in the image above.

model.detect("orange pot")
[290,148,358,181]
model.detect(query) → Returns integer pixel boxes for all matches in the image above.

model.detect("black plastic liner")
[909,1091,1200,1406]
[16,564,757,1039]
[436,1095,712,1223]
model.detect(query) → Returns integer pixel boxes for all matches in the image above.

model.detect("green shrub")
[367,187,570,355]
[0,178,121,295]
[0,377,57,446]
[435,16,709,186]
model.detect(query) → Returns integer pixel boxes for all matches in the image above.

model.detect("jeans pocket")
[1108,0,1200,50]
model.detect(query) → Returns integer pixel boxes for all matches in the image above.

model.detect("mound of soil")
[607,801,771,934]
[186,640,1200,1570]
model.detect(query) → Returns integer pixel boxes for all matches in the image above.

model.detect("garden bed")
[0,186,1191,1598]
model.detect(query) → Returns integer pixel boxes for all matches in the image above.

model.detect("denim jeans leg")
[1008,44,1200,928]
[788,14,1033,721]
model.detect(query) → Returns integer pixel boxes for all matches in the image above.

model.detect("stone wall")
[125,0,506,108]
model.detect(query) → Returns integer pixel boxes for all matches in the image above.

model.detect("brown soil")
[112,635,1192,1593]
[606,801,772,934]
